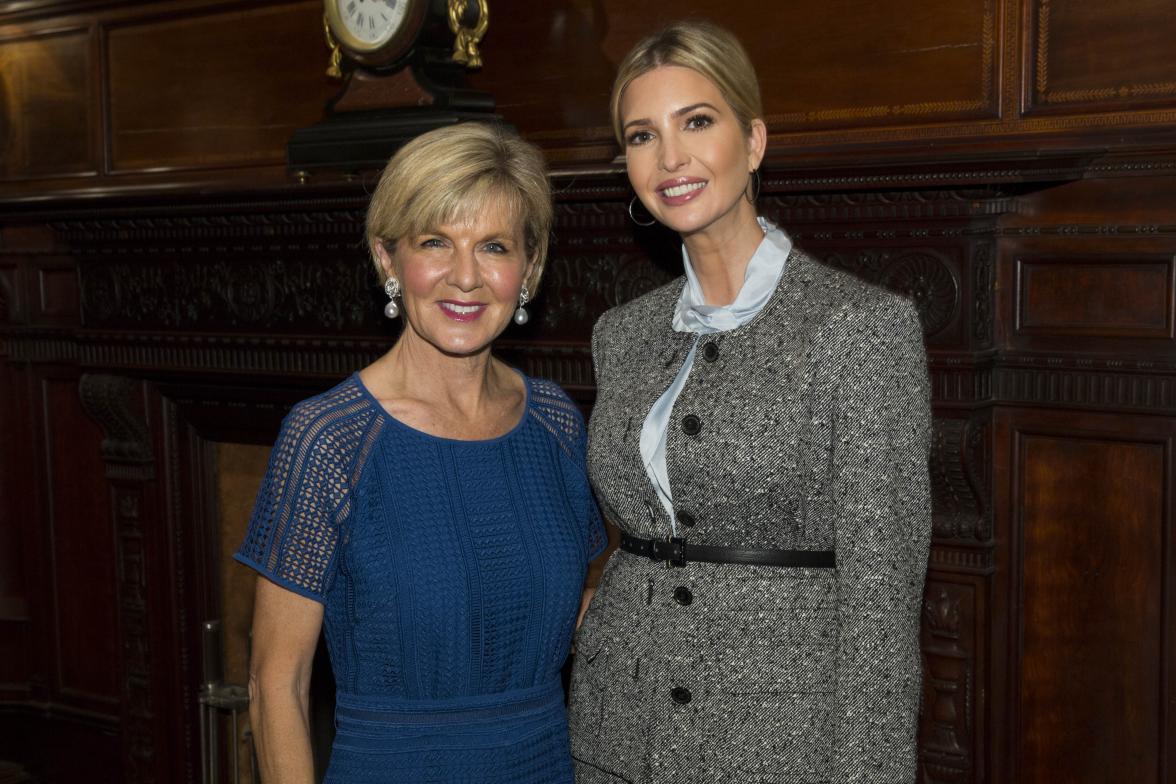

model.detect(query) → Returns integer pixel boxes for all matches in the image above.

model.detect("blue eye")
[419,237,445,248]
[483,241,508,254]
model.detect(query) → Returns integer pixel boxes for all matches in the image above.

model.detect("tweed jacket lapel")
[588,249,816,542]
[660,248,834,550]
[588,280,694,539]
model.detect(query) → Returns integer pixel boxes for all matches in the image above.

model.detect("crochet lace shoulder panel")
[527,377,588,468]
[235,378,383,600]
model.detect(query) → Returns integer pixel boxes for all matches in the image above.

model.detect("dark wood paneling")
[106,1,334,171]
[470,0,999,152]
[41,374,119,708]
[0,27,94,179]
[999,235,1176,364]
[1026,0,1176,115]
[0,707,121,784]
[1015,256,1174,338]
[1010,414,1173,783]
[0,261,19,323]
[1,0,1176,196]
[0,358,30,691]
[1,4,1175,781]
[36,263,80,321]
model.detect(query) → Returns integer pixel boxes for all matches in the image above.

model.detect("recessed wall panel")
[1028,0,1176,113]
[470,0,1000,145]
[1016,257,1174,338]
[1017,432,1165,783]
[107,2,335,171]
[43,376,119,705]
[0,29,93,179]
[38,265,79,320]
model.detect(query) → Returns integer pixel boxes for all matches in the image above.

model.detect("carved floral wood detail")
[819,247,961,337]
[920,581,976,784]
[81,255,382,331]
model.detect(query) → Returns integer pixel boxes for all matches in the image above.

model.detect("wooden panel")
[1015,429,1168,783]
[0,261,17,323]
[1028,0,1176,114]
[1016,256,1174,338]
[37,264,79,320]
[2,0,1176,193]
[470,0,1000,150]
[0,359,29,690]
[0,709,121,784]
[42,376,119,706]
[1000,236,1176,362]
[106,1,335,171]
[0,28,94,179]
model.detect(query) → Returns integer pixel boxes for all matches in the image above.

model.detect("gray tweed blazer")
[568,248,932,784]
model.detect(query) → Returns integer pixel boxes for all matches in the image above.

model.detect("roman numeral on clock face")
[336,0,410,48]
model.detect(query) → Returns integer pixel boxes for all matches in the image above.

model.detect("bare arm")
[248,576,324,784]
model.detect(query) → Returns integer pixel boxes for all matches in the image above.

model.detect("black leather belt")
[620,533,835,569]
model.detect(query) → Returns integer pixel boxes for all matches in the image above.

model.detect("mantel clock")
[288,0,497,173]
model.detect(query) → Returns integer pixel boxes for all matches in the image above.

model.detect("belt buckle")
[663,536,686,568]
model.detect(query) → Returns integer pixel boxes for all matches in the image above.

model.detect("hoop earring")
[383,277,401,319]
[628,196,656,227]
[746,169,762,204]
[513,284,531,325]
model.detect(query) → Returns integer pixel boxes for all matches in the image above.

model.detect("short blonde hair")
[366,122,553,293]
[609,20,763,145]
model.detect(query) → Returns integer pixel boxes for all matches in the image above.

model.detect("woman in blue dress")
[235,122,607,783]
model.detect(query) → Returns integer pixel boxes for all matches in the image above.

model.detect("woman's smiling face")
[376,197,531,359]
[620,65,765,238]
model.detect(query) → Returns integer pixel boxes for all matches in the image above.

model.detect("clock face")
[325,0,427,67]
[336,0,407,47]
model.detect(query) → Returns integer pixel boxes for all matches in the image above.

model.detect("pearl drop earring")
[513,284,531,325]
[383,277,401,319]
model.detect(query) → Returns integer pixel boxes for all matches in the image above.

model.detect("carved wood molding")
[77,373,158,784]
[919,579,979,783]
[762,189,1015,223]
[930,414,993,543]
[79,373,152,468]
[11,330,1176,417]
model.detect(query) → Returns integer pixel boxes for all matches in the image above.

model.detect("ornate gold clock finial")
[323,13,343,79]
[448,0,489,69]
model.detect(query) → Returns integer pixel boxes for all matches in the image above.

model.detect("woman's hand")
[248,576,324,784]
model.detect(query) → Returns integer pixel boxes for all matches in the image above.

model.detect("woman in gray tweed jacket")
[568,20,932,784]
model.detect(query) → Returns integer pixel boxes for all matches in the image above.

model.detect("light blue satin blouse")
[638,217,793,532]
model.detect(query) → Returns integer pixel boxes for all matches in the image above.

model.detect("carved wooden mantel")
[4,152,1176,782]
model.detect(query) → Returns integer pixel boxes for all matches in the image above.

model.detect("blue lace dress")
[235,372,606,783]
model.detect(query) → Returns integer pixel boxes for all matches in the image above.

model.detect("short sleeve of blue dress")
[234,373,605,784]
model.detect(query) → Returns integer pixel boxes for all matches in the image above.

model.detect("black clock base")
[287,108,506,174]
